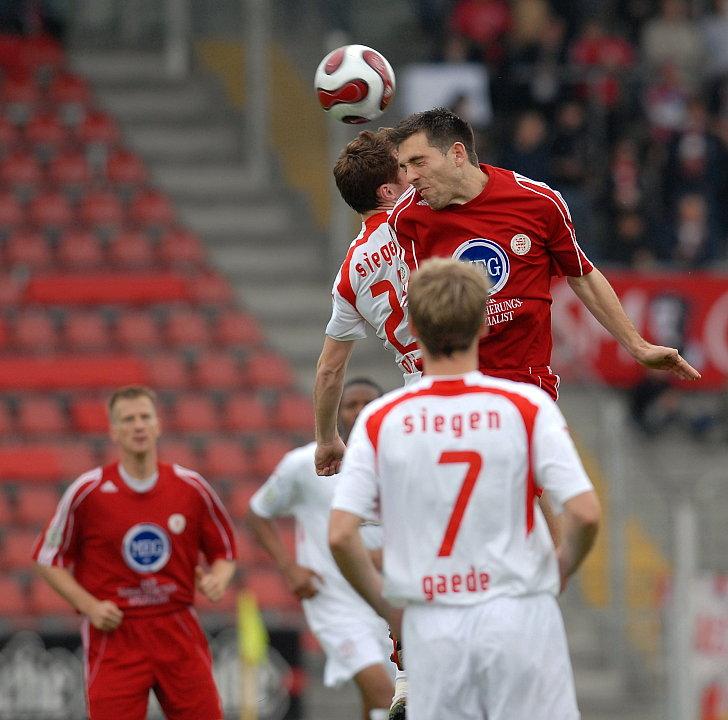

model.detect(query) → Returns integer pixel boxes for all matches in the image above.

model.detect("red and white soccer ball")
[314,44,396,124]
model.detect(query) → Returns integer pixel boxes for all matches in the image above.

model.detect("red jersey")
[389,164,594,375]
[33,462,237,617]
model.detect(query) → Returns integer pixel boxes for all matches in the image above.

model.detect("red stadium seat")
[79,191,124,229]
[70,397,108,434]
[108,230,154,266]
[228,481,264,519]
[188,274,235,304]
[272,394,315,434]
[0,192,24,228]
[0,442,95,482]
[213,311,263,348]
[25,114,68,156]
[77,111,120,146]
[158,229,205,265]
[171,395,219,433]
[201,439,252,480]
[15,486,60,527]
[29,577,75,615]
[0,116,20,152]
[128,189,175,228]
[12,311,57,350]
[57,230,104,267]
[164,310,210,347]
[63,311,109,349]
[157,439,198,470]
[48,73,92,109]
[16,396,67,434]
[48,152,91,192]
[222,395,270,434]
[2,76,40,123]
[245,353,296,390]
[28,190,74,231]
[250,437,295,478]
[1,529,40,570]
[0,402,13,435]
[5,230,51,269]
[0,576,27,615]
[146,354,189,390]
[0,151,43,191]
[115,311,160,349]
[105,149,148,187]
[0,490,14,524]
[18,35,64,79]
[194,353,240,390]
[245,568,298,611]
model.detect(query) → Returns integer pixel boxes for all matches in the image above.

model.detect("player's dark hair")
[343,377,384,396]
[108,385,158,417]
[333,129,400,214]
[389,107,479,165]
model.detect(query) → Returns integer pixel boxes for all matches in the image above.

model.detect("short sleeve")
[331,414,380,522]
[193,474,237,563]
[249,451,300,519]
[532,398,594,513]
[325,291,367,341]
[543,189,593,278]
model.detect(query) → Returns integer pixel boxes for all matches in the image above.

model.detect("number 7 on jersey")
[437,451,483,557]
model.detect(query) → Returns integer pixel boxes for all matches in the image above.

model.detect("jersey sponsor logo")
[122,523,171,573]
[167,513,186,534]
[510,233,531,255]
[452,239,510,296]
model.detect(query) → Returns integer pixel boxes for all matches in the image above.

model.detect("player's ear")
[377,182,397,203]
[451,142,468,167]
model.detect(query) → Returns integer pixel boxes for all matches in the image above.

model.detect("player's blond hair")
[408,258,489,357]
[108,385,158,419]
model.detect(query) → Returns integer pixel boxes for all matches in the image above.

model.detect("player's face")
[338,384,381,442]
[110,396,161,457]
[398,131,460,210]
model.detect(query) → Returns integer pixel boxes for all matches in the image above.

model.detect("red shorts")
[82,607,223,720]
[481,366,560,402]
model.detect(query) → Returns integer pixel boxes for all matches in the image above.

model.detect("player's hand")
[88,600,123,631]
[195,566,227,603]
[282,564,323,600]
[634,343,701,381]
[315,436,347,476]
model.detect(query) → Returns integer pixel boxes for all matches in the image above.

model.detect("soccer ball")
[314,44,395,124]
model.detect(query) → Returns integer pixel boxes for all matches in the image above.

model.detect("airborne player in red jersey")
[33,386,237,720]
[388,107,700,399]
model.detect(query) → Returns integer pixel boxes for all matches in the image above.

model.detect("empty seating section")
[0,35,312,619]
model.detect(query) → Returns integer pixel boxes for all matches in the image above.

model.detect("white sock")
[369,711,388,720]
[393,670,408,702]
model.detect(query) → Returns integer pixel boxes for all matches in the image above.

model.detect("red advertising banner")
[551,272,728,389]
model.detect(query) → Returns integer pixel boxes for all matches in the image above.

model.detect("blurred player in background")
[388,106,700,398]
[248,378,394,720]
[329,259,601,720]
[315,129,418,478]
[33,386,237,720]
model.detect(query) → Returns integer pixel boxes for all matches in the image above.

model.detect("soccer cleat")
[388,696,406,720]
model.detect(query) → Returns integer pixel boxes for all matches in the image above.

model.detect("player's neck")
[452,164,488,205]
[423,349,478,377]
[361,206,391,220]
[119,451,158,480]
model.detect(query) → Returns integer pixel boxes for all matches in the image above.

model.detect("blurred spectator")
[0,0,67,39]
[409,0,454,60]
[510,0,550,49]
[605,210,657,268]
[608,137,644,213]
[643,61,690,142]
[661,193,719,266]
[629,373,682,435]
[499,110,552,181]
[700,0,728,115]
[641,0,705,92]
[447,0,512,66]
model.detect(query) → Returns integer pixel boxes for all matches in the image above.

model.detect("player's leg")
[352,663,396,720]
[82,619,153,720]
[150,608,224,720]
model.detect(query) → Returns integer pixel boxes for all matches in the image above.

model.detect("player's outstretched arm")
[555,490,601,592]
[195,559,236,603]
[567,268,701,381]
[314,337,355,476]
[35,564,123,631]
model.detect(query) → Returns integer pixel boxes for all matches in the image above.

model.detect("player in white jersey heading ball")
[315,129,419,478]
[329,258,601,720]
[247,379,394,720]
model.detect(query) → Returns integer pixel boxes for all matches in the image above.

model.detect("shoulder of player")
[279,442,317,474]
[167,462,219,498]
[471,373,556,412]
[505,169,571,215]
[62,466,104,503]
[389,185,424,230]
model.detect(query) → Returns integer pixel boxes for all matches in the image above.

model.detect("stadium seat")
[227,481,264,519]
[245,353,296,390]
[63,311,109,349]
[0,117,20,152]
[105,149,148,188]
[158,229,205,265]
[164,310,210,347]
[2,75,41,123]
[222,395,270,434]
[48,152,91,193]
[1,529,40,570]
[12,311,57,350]
[170,395,219,433]
[250,437,295,478]
[29,577,75,615]
[193,353,240,390]
[0,191,24,229]
[77,111,120,147]
[115,311,160,348]
[0,490,14,524]
[200,439,252,480]
[28,190,74,231]
[25,114,68,157]
[128,189,175,228]
[0,151,43,192]
[16,396,67,435]
[5,230,51,269]
[0,402,13,435]
[272,395,315,434]
[48,73,92,110]
[146,354,189,390]
[57,230,104,267]
[157,439,198,470]
[108,230,154,266]
[0,576,26,615]
[79,190,125,229]
[245,568,298,612]
[213,311,264,348]
[70,397,108,434]
[188,274,235,304]
[15,486,60,527]
[18,35,64,79]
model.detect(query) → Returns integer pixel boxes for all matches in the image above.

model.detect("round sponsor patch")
[168,513,186,534]
[122,523,171,573]
[510,233,531,255]
[452,238,510,296]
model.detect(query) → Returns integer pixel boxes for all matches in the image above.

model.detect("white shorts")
[315,620,393,687]
[403,594,580,720]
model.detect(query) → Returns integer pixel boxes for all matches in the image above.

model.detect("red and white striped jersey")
[388,165,593,375]
[33,462,237,617]
[332,371,593,606]
[326,211,421,381]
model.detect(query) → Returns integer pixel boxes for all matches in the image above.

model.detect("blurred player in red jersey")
[387,107,700,399]
[329,259,601,720]
[314,129,416,478]
[33,386,237,720]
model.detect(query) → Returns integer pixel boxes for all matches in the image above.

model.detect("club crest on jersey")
[510,233,531,255]
[452,239,510,295]
[122,523,171,573]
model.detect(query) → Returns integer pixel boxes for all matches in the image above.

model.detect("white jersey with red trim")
[332,371,593,606]
[325,211,421,381]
